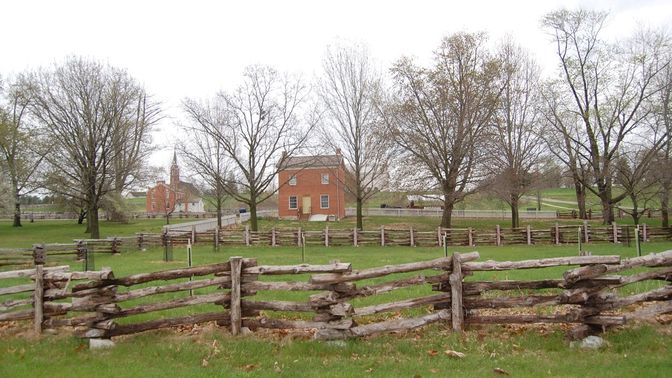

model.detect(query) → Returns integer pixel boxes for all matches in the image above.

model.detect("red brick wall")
[146,183,177,213]
[278,165,346,219]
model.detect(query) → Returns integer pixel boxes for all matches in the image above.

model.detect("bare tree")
[30,57,160,238]
[652,59,672,227]
[383,32,501,228]
[0,75,45,227]
[183,65,315,231]
[614,150,659,224]
[485,40,545,228]
[178,102,232,229]
[318,43,392,230]
[542,10,671,224]
[541,81,591,219]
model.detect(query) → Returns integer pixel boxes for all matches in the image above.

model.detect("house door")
[302,196,311,214]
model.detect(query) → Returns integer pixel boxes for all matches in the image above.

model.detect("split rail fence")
[2,249,671,342]
[155,223,670,250]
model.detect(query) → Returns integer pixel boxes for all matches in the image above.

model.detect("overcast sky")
[2,0,671,177]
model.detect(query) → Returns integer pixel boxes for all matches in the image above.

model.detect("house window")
[320,194,329,209]
[289,196,298,209]
[321,173,329,184]
[289,175,297,186]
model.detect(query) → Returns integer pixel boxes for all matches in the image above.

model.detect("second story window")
[321,173,329,184]
[289,175,297,186]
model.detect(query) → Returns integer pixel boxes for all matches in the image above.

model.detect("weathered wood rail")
[1,224,668,271]
[142,223,671,250]
[3,249,671,343]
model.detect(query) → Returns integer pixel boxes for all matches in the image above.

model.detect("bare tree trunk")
[441,200,454,229]
[598,183,615,225]
[13,197,22,227]
[77,209,87,225]
[216,197,222,229]
[356,196,363,231]
[249,200,258,232]
[88,204,100,239]
[510,195,520,229]
[662,185,670,228]
[574,179,587,219]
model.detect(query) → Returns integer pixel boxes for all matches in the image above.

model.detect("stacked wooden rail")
[3,250,671,342]
[152,224,671,249]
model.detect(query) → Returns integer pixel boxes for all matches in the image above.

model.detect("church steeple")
[170,150,180,189]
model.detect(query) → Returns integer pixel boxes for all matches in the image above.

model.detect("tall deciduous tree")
[30,57,160,238]
[383,32,501,228]
[652,60,672,227]
[183,65,315,231]
[0,75,44,227]
[485,40,545,228]
[541,81,591,219]
[179,101,232,229]
[318,43,392,230]
[543,10,670,224]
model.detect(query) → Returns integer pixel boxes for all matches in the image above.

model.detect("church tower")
[170,151,180,189]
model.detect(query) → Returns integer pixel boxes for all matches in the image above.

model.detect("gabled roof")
[279,154,343,170]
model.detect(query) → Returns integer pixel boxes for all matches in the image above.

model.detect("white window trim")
[320,194,329,209]
[321,173,329,184]
[289,175,297,186]
[289,195,298,210]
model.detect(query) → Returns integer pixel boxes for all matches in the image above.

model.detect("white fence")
[345,207,558,219]
[163,210,278,232]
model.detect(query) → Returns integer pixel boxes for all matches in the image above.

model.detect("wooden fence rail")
[145,224,671,250]
[1,224,669,272]
[3,248,671,343]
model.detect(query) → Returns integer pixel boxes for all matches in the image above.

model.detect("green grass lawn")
[1,220,671,376]
[0,218,193,248]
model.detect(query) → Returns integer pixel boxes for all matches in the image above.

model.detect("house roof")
[279,154,343,169]
[178,181,202,199]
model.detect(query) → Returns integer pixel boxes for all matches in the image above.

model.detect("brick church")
[146,153,205,214]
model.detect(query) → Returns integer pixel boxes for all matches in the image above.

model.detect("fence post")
[297,227,302,247]
[555,223,560,245]
[583,220,589,243]
[468,227,473,247]
[271,227,276,247]
[381,226,385,247]
[437,227,442,247]
[112,237,119,255]
[192,226,196,245]
[215,228,220,251]
[410,227,415,247]
[325,226,329,247]
[32,244,46,335]
[613,223,618,244]
[496,225,501,246]
[138,233,144,250]
[642,224,648,242]
[187,240,193,296]
[526,225,532,245]
[353,228,358,247]
[229,256,243,335]
[244,225,250,246]
[449,253,464,332]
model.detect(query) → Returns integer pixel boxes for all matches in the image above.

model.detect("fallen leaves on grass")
[493,367,510,375]
[444,350,466,359]
[241,364,257,371]
[427,349,439,357]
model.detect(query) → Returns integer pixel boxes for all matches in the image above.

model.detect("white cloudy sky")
[2,0,671,172]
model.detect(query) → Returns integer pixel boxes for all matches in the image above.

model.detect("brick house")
[146,153,205,214]
[277,151,346,220]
